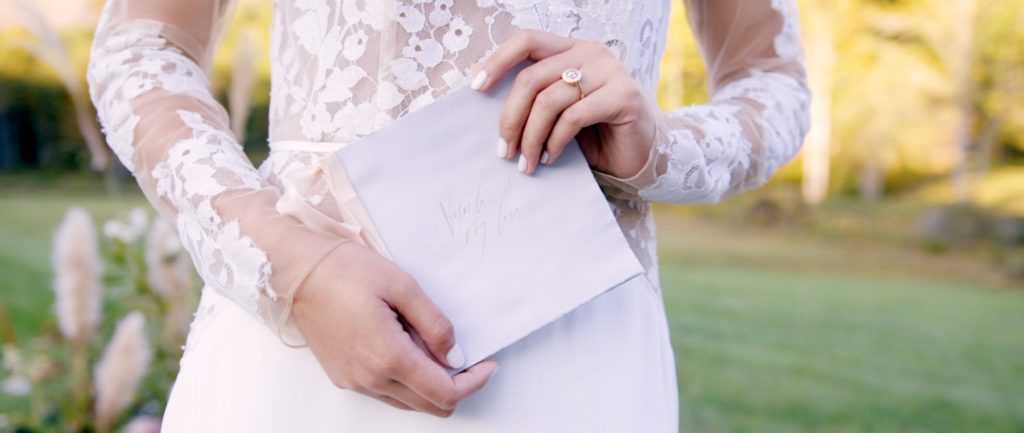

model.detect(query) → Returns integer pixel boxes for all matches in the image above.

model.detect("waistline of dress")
[268,140,351,153]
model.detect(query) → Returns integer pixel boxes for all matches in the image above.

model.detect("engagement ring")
[562,67,585,100]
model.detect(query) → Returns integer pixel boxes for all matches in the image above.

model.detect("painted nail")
[447,344,466,369]
[540,150,550,165]
[497,137,508,158]
[470,70,489,90]
[517,154,527,173]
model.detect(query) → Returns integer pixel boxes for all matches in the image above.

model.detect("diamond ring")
[561,67,584,100]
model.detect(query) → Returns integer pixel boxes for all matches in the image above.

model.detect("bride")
[87,0,810,431]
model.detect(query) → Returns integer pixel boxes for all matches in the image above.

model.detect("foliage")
[0,206,197,433]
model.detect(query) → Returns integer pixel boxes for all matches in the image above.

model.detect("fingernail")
[489,365,500,378]
[446,344,466,369]
[517,154,527,173]
[470,70,489,90]
[497,137,508,158]
[540,150,550,165]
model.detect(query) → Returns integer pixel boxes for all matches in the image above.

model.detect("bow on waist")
[269,140,391,258]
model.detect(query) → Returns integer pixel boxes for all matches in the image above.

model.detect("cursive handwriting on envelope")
[437,170,521,265]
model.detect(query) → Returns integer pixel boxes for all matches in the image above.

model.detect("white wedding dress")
[86,0,810,431]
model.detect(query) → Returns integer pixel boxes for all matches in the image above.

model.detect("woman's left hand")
[469,29,660,178]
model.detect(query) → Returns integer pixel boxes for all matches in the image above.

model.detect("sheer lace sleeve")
[596,0,811,204]
[87,0,348,344]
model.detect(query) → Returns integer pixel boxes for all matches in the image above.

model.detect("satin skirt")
[161,272,678,432]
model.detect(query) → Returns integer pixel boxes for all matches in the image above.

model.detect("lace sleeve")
[87,0,347,344]
[596,0,811,204]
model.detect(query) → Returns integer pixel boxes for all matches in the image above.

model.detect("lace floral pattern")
[87,20,194,173]
[152,111,274,313]
[637,1,811,205]
[87,3,306,329]
[772,0,802,59]
[269,0,666,145]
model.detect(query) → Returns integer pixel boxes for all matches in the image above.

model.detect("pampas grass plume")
[94,312,152,433]
[122,415,162,433]
[10,0,109,170]
[146,218,194,336]
[53,207,103,344]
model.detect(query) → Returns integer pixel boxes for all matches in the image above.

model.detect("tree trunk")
[801,0,834,205]
[859,159,884,202]
[950,0,978,203]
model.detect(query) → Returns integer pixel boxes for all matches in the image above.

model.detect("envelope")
[330,61,645,372]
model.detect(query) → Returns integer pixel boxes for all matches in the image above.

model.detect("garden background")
[0,0,1022,432]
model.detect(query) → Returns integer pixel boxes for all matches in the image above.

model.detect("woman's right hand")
[289,241,498,417]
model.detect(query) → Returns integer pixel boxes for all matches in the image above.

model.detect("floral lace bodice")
[87,0,810,346]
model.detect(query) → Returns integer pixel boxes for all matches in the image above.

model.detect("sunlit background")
[1,0,1022,432]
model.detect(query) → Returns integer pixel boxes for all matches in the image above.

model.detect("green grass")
[0,176,144,340]
[665,264,1024,432]
[654,213,1024,432]
[1,179,1022,432]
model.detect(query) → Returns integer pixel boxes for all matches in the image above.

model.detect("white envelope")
[332,61,644,371]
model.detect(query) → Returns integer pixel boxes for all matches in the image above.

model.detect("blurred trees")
[660,0,1022,206]
[0,0,1021,208]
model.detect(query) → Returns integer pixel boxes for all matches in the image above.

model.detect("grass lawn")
[667,263,1024,432]
[656,214,1024,433]
[1,177,1022,432]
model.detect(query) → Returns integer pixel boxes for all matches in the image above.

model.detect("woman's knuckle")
[498,115,519,135]
[437,394,460,411]
[562,108,583,128]
[329,374,351,390]
[619,84,641,101]
[608,56,629,71]
[392,273,417,294]
[626,88,649,112]
[581,40,607,56]
[347,377,371,393]
[365,346,397,375]
[516,69,539,88]
[535,91,557,110]
[384,398,413,411]
[518,29,538,44]
[365,370,392,390]
[508,30,531,51]
[382,352,406,375]
[430,317,455,345]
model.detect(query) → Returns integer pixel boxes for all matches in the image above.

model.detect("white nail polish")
[540,150,550,165]
[497,138,508,158]
[517,154,528,172]
[470,70,489,90]
[447,344,466,369]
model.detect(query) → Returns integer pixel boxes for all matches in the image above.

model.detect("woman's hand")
[470,29,660,178]
[290,242,499,417]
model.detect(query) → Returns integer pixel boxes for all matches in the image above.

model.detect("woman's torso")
[259,0,672,285]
